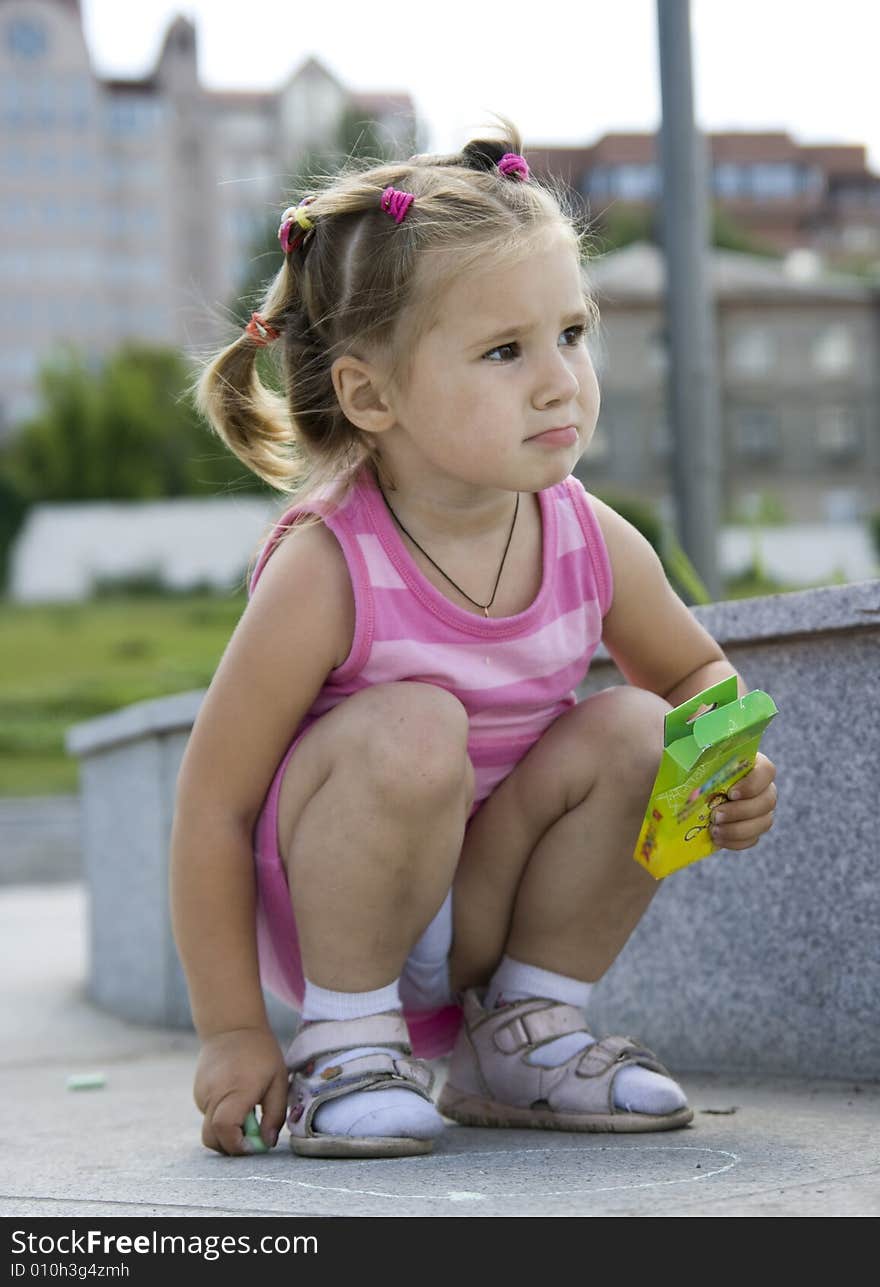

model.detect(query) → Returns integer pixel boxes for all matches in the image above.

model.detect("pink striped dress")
[250,463,613,1057]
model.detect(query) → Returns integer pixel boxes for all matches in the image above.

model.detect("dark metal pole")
[656,0,722,599]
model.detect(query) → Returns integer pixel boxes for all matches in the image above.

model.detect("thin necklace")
[377,483,520,618]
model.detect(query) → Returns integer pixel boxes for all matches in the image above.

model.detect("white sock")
[302,978,401,1020]
[299,978,443,1139]
[399,892,454,1010]
[484,956,686,1116]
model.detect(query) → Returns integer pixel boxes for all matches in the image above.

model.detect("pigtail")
[195,267,304,493]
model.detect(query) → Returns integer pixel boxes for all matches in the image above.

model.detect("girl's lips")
[527,426,578,446]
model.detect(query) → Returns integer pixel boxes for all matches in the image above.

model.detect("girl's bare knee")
[348,682,472,807]
[566,686,671,802]
[593,686,671,796]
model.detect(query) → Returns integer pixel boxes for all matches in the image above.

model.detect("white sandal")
[286,1012,438,1158]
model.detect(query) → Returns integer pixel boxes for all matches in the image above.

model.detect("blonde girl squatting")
[171,121,778,1159]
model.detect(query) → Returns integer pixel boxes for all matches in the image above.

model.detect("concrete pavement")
[1,884,878,1219]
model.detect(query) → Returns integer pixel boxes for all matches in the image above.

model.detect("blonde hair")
[196,117,598,511]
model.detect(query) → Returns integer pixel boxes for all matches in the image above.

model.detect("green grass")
[0,566,859,797]
[1,592,246,797]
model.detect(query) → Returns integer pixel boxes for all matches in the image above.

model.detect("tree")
[0,344,263,503]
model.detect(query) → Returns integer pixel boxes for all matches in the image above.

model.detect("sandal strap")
[288,1048,436,1138]
[286,1011,411,1068]
[575,1035,668,1079]
[492,1000,590,1053]
[298,1052,434,1096]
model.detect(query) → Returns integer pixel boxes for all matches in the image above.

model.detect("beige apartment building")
[578,242,879,523]
[0,0,419,436]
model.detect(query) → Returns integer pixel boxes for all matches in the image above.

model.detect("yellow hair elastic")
[278,200,315,254]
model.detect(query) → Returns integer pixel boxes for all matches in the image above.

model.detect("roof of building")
[100,77,158,95]
[207,89,276,108]
[349,90,415,115]
[281,54,347,93]
[587,241,873,304]
[528,131,878,182]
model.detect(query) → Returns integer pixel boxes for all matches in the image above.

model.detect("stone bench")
[66,580,880,1079]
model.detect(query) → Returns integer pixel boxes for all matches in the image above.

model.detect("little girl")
[170,122,777,1159]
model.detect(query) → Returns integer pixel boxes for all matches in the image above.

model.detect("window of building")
[70,150,94,176]
[586,164,659,201]
[727,327,775,376]
[0,349,39,379]
[35,76,57,128]
[4,197,28,226]
[749,163,799,199]
[582,168,602,198]
[66,251,100,282]
[614,164,659,200]
[106,98,162,135]
[5,16,49,60]
[714,163,746,198]
[0,250,29,277]
[816,406,862,458]
[222,114,273,150]
[812,324,854,377]
[822,488,862,522]
[715,163,811,201]
[731,407,780,459]
[0,293,32,325]
[3,148,27,176]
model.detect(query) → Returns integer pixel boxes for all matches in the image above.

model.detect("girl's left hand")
[709,752,777,851]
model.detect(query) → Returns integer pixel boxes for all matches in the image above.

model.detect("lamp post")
[656,0,723,599]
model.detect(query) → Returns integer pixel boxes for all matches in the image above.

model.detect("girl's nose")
[532,348,580,407]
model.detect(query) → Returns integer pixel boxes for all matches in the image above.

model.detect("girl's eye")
[483,341,519,362]
[483,325,587,362]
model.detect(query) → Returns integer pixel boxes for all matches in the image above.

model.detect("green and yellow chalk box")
[633,676,777,880]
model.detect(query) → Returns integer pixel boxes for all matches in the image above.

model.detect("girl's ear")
[331,355,396,435]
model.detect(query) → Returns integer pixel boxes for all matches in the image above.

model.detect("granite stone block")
[66,582,879,1075]
[580,580,879,1079]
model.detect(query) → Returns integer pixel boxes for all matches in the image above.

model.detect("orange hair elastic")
[244,312,280,345]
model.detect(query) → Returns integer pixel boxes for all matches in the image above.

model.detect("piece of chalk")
[66,1072,107,1091]
[243,1109,268,1153]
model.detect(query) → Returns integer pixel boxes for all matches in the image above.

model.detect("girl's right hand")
[194,1027,289,1156]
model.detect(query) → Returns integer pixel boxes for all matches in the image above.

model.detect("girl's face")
[384,229,600,497]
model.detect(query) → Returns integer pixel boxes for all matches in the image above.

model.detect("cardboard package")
[633,676,777,880]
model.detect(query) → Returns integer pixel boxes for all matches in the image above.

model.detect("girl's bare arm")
[589,496,744,701]
[590,496,777,854]
[170,518,354,1039]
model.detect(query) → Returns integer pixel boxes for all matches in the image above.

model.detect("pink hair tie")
[278,198,315,254]
[497,152,530,181]
[380,186,415,224]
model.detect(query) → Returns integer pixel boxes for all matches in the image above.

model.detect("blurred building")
[580,242,880,523]
[0,0,420,437]
[529,132,880,263]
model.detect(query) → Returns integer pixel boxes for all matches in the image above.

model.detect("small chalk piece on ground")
[243,1110,268,1153]
[66,1072,107,1091]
